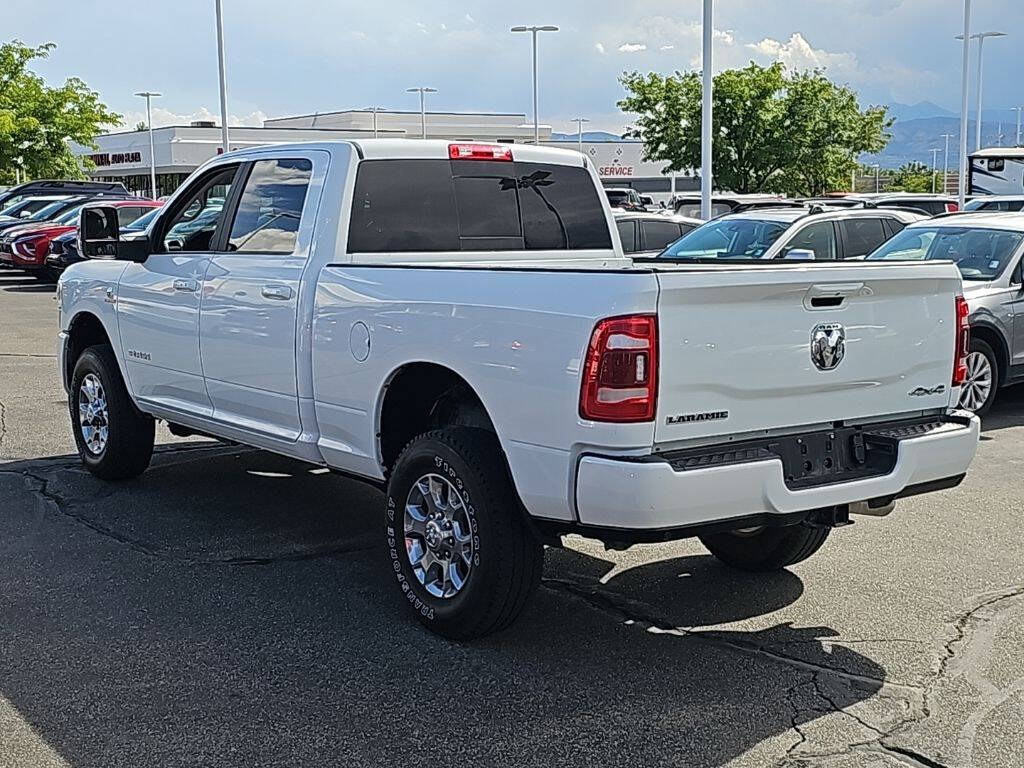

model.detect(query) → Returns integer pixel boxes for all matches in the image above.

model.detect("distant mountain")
[886,101,956,122]
[549,130,623,142]
[862,116,1021,169]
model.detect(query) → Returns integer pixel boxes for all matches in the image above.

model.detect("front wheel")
[70,345,155,480]
[699,524,831,572]
[385,428,543,639]
[958,339,998,416]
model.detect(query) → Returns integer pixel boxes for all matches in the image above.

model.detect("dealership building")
[73,109,691,200]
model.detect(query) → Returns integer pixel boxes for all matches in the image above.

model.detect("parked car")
[45,205,162,279]
[0,179,127,211]
[1,200,160,280]
[672,194,805,219]
[866,212,1024,415]
[59,140,978,639]
[0,195,73,220]
[845,193,959,216]
[604,187,647,211]
[657,207,925,261]
[963,195,1024,213]
[0,193,134,237]
[614,211,701,255]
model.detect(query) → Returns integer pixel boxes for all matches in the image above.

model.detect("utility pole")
[214,0,230,153]
[941,133,954,194]
[134,91,162,199]
[1014,106,1023,146]
[957,0,972,208]
[571,117,590,155]
[930,148,941,193]
[700,0,713,220]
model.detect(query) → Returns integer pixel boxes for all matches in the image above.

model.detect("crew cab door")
[199,153,324,441]
[116,163,241,415]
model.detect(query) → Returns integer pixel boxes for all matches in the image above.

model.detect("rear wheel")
[70,345,154,480]
[699,524,831,572]
[958,338,998,416]
[385,427,543,639]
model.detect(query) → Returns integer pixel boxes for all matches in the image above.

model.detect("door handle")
[261,285,293,301]
[172,278,199,292]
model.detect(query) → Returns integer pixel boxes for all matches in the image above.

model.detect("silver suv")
[867,212,1024,414]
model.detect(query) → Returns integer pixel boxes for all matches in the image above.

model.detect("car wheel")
[386,427,543,639]
[958,338,998,416]
[69,345,155,480]
[699,524,831,571]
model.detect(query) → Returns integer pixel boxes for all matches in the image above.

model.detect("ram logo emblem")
[810,323,846,371]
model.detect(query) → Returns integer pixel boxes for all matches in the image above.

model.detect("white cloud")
[746,32,857,77]
[464,13,474,24]
[440,23,447,31]
[119,106,267,130]
[594,42,606,54]
[618,43,647,53]
[659,44,675,51]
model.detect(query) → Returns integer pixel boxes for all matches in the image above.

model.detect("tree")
[135,121,148,132]
[887,162,934,193]
[618,62,891,197]
[0,40,121,184]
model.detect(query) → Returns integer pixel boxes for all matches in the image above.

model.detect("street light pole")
[957,1,972,208]
[365,106,383,138]
[1014,106,1023,146]
[930,148,941,193]
[406,88,437,139]
[956,30,1006,152]
[700,0,713,221]
[511,25,559,144]
[941,132,954,194]
[214,0,230,153]
[134,91,162,199]
[872,163,881,193]
[571,117,590,154]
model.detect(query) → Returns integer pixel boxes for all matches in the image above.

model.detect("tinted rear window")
[348,159,611,253]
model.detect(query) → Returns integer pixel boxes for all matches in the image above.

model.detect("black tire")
[385,427,543,639]
[699,524,831,572]
[958,338,999,416]
[69,345,154,480]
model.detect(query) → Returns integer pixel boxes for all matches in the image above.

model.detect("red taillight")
[580,315,658,422]
[448,143,513,161]
[953,295,970,386]
[945,202,959,213]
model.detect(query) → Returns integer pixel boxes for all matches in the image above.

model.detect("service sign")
[598,165,635,177]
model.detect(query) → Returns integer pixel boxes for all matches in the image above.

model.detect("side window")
[616,220,637,253]
[227,158,313,253]
[348,160,459,253]
[116,207,149,227]
[162,166,237,252]
[678,222,697,237]
[641,219,686,251]
[885,218,907,236]
[840,218,888,258]
[780,221,837,260]
[516,163,613,250]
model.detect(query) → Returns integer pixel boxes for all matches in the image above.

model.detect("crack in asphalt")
[541,574,1024,768]
[0,451,377,567]
[0,399,6,453]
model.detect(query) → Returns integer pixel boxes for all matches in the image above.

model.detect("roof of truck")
[918,212,1024,230]
[221,139,588,167]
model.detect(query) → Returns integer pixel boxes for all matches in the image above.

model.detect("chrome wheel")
[959,351,993,412]
[404,473,475,599]
[78,373,109,455]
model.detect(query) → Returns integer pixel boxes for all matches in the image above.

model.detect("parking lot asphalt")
[1,268,1023,768]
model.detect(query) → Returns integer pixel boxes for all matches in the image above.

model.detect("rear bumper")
[574,413,980,532]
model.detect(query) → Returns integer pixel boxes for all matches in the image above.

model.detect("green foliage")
[887,161,935,193]
[0,40,121,184]
[618,62,891,197]
[135,121,148,132]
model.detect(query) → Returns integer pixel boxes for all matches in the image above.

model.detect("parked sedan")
[656,207,925,262]
[614,211,701,255]
[41,202,161,280]
[964,195,1024,213]
[672,193,805,219]
[866,212,1024,414]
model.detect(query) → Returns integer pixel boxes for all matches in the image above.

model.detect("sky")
[3,0,1022,135]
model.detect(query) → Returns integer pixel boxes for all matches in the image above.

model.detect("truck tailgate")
[652,262,963,445]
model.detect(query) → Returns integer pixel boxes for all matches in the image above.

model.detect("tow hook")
[804,506,853,529]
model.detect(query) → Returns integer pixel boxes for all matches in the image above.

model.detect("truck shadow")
[0,445,888,767]
[981,384,1024,433]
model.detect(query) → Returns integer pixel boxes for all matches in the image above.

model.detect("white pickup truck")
[59,140,980,638]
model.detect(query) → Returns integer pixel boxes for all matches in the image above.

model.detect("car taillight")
[448,143,513,161]
[945,202,959,213]
[953,295,970,387]
[580,314,658,422]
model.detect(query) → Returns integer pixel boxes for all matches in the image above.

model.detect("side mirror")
[19,210,31,218]
[784,248,816,261]
[640,195,654,206]
[79,205,148,262]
